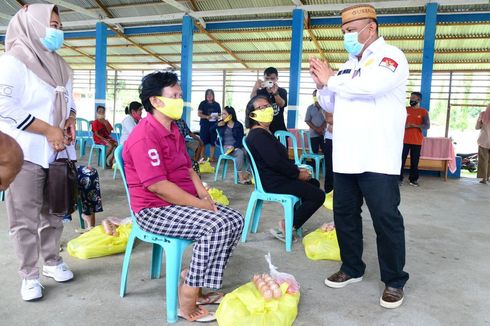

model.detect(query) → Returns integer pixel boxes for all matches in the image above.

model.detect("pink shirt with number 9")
[123,112,197,213]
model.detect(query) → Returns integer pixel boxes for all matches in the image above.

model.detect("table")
[404,137,456,181]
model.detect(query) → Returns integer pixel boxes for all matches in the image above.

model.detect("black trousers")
[310,136,323,154]
[266,178,325,229]
[400,144,422,182]
[323,138,333,193]
[333,172,409,288]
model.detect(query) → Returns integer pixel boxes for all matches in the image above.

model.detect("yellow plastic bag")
[67,223,132,259]
[199,161,215,174]
[216,282,300,326]
[302,228,341,261]
[323,190,333,211]
[208,187,230,206]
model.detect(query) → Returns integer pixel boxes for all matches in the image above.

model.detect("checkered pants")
[136,204,244,290]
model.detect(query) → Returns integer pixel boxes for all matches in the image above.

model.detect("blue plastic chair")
[274,130,314,176]
[214,129,238,184]
[114,123,122,143]
[75,118,92,156]
[87,121,107,169]
[0,191,4,202]
[112,124,123,178]
[241,138,301,252]
[298,130,326,180]
[114,145,193,324]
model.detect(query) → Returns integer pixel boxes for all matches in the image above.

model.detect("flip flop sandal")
[177,308,216,323]
[269,228,298,243]
[197,291,224,305]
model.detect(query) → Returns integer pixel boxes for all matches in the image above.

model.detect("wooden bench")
[404,157,449,181]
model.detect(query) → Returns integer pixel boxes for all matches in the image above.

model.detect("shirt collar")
[348,36,385,61]
[146,112,177,138]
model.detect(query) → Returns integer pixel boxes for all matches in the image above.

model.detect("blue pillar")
[420,3,438,113]
[287,8,304,129]
[181,15,194,125]
[95,22,107,118]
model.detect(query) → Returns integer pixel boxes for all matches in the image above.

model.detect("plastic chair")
[0,191,4,202]
[241,138,301,252]
[298,130,326,180]
[114,145,193,324]
[75,118,92,156]
[87,121,107,169]
[214,129,239,184]
[114,123,122,143]
[274,130,314,175]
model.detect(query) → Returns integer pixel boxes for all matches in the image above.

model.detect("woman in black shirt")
[245,95,325,242]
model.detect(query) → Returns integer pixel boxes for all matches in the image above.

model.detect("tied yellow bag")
[302,228,341,261]
[323,190,333,211]
[67,223,132,259]
[199,161,215,174]
[216,282,300,326]
[208,187,230,206]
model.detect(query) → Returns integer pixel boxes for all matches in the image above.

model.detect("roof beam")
[304,12,327,60]
[163,0,248,69]
[63,41,116,70]
[0,13,12,21]
[105,24,177,69]
[61,48,490,58]
[64,59,490,66]
[162,0,206,28]
[44,0,104,19]
[92,1,172,68]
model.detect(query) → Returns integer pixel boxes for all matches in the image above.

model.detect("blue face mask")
[40,27,64,52]
[343,24,370,56]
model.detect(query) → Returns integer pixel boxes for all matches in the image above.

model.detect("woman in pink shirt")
[123,71,244,323]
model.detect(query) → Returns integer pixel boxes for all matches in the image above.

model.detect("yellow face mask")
[250,106,274,123]
[223,114,232,123]
[155,96,184,120]
[313,96,318,103]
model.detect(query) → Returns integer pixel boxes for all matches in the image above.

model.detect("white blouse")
[0,54,76,168]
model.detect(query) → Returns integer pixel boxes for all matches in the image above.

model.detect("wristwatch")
[272,92,279,96]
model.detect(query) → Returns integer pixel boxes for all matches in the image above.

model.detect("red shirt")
[92,119,113,144]
[403,107,428,145]
[122,113,196,213]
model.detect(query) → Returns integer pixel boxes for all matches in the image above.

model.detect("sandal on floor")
[197,291,224,305]
[269,228,298,243]
[178,308,216,323]
[238,179,252,185]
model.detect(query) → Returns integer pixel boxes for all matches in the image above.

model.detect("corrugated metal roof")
[1,0,489,71]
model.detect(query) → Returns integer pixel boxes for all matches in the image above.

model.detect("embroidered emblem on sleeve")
[0,84,13,98]
[379,57,398,72]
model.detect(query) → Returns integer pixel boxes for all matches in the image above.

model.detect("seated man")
[123,71,244,323]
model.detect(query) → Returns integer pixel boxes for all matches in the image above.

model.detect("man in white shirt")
[310,4,409,309]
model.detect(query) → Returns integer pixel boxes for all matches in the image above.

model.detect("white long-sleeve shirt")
[317,37,409,175]
[0,54,76,168]
[120,114,137,144]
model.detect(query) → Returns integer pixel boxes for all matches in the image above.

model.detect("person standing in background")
[0,4,75,301]
[476,104,490,184]
[250,67,288,134]
[198,89,221,162]
[400,91,430,187]
[305,90,326,154]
